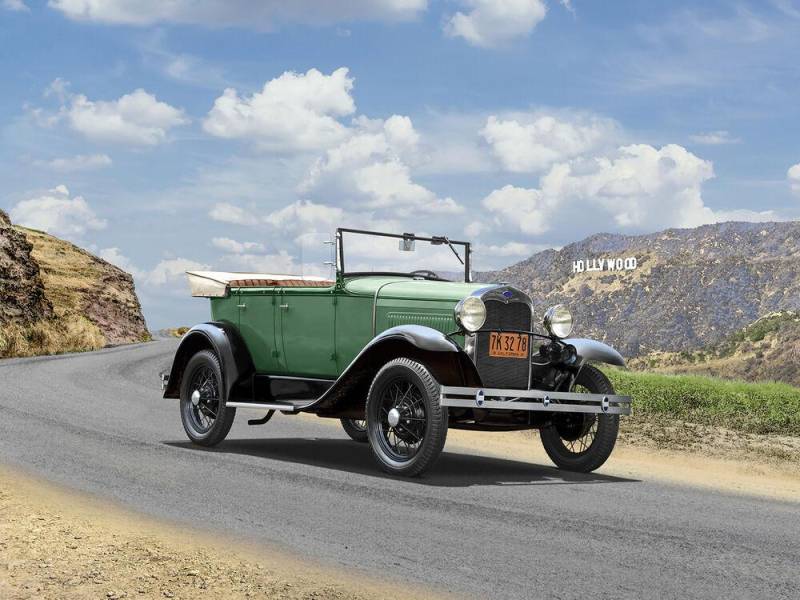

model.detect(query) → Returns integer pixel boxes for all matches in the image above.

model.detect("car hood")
[344,276,494,302]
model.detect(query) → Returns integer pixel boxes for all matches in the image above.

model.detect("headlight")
[543,304,573,338]
[454,296,486,332]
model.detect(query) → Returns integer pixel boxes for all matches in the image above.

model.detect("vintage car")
[162,228,631,477]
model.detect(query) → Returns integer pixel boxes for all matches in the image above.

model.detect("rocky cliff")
[0,210,149,357]
[479,221,800,357]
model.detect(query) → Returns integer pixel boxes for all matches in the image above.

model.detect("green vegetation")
[606,367,800,436]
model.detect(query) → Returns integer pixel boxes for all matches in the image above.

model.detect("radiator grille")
[475,300,532,389]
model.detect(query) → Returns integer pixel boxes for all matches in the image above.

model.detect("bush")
[0,317,105,358]
[605,367,800,436]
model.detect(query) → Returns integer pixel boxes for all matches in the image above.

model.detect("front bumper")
[439,386,632,415]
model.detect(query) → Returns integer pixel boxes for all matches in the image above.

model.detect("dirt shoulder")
[443,419,800,503]
[0,465,440,600]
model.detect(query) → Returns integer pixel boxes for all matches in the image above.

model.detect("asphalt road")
[1,340,799,599]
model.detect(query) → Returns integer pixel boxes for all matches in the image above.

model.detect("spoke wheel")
[366,358,447,477]
[540,365,619,473]
[179,350,236,446]
[340,417,368,443]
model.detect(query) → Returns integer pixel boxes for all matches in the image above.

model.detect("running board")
[226,401,305,413]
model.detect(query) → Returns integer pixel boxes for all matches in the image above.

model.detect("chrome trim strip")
[226,401,299,412]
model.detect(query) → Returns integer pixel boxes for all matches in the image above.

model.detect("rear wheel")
[340,417,368,443]
[366,358,448,477]
[180,349,236,446]
[540,365,619,472]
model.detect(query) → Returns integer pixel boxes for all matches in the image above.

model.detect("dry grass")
[0,318,105,359]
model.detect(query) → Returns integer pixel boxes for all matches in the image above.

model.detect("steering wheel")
[410,270,449,281]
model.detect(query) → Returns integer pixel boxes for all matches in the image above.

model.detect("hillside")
[479,221,800,357]
[629,311,800,386]
[0,210,149,357]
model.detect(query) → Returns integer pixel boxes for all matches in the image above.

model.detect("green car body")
[163,228,632,477]
[213,276,478,379]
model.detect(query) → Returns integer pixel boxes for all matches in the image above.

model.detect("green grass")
[605,368,800,436]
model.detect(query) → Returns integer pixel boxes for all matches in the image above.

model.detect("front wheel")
[540,365,619,472]
[180,349,236,446]
[366,358,448,477]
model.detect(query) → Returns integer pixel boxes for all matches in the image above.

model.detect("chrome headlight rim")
[543,304,574,339]
[454,296,487,333]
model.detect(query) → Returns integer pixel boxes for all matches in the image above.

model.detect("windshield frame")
[336,228,472,283]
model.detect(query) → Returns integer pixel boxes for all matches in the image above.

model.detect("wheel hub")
[387,407,401,427]
[191,390,201,407]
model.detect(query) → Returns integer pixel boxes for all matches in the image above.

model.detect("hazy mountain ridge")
[479,221,800,357]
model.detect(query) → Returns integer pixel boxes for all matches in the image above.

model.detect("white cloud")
[3,0,28,12]
[478,241,537,257]
[481,113,618,173]
[444,0,547,48]
[35,153,112,172]
[203,67,355,152]
[211,237,265,253]
[10,185,106,239]
[146,258,210,286]
[689,130,741,145]
[49,0,427,28]
[484,144,725,235]
[301,115,462,216]
[263,200,344,233]
[788,163,800,195]
[98,247,144,277]
[65,88,188,145]
[208,203,258,225]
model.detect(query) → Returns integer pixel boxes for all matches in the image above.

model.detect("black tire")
[365,358,448,477]
[540,365,619,473]
[340,417,368,443]
[180,349,236,447]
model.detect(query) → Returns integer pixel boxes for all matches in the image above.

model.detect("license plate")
[488,332,529,359]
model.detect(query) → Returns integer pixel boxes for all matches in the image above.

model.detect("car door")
[237,287,282,374]
[278,287,337,378]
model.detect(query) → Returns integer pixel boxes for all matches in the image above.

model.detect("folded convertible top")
[186,271,333,297]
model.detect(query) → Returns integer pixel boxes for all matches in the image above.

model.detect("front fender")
[162,321,254,400]
[565,338,626,367]
[311,325,480,415]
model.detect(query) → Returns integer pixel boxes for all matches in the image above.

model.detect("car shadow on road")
[165,438,639,488]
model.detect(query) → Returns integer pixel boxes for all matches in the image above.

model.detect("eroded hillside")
[0,210,149,357]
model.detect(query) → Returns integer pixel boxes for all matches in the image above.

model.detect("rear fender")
[312,325,481,415]
[162,322,254,400]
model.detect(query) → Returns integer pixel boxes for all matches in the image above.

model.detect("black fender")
[565,338,626,367]
[162,321,254,400]
[311,325,481,416]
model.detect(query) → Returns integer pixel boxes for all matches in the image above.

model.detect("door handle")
[237,304,247,309]
[279,304,289,309]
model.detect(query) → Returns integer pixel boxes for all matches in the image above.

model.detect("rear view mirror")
[399,238,416,251]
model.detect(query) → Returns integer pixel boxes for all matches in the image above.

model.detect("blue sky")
[2,0,800,329]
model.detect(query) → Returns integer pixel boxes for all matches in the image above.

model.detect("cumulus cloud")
[3,0,28,12]
[49,0,427,28]
[788,163,800,195]
[481,113,619,172]
[98,247,144,277]
[203,67,355,151]
[211,237,265,253]
[35,153,112,172]
[444,0,547,48]
[10,185,106,239]
[300,115,462,216]
[483,144,725,235]
[64,88,188,145]
[208,203,259,225]
[689,130,741,145]
[146,258,211,286]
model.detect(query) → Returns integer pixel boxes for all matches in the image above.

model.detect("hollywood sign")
[573,257,638,273]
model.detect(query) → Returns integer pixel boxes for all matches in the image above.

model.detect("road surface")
[1,340,798,599]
